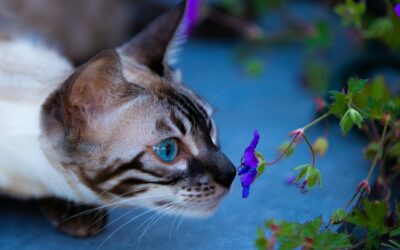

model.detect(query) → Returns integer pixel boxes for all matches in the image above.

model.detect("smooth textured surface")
[0,39,370,250]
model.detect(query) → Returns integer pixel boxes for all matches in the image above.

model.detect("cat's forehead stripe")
[169,111,187,135]
[162,90,210,133]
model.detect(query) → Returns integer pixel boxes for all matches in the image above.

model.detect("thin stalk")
[302,134,316,168]
[302,112,331,131]
[265,138,296,166]
[366,119,389,182]
[343,118,390,210]
[265,112,330,166]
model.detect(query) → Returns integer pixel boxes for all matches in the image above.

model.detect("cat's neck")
[0,99,76,200]
[0,38,98,203]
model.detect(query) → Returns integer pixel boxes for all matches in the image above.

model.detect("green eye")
[153,139,178,163]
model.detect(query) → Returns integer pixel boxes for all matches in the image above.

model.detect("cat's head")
[40,1,236,217]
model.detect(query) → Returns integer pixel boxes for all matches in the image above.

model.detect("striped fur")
[37,1,236,220]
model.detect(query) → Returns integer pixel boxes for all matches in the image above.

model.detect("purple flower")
[285,173,297,186]
[238,130,260,198]
[395,3,400,17]
[184,0,202,35]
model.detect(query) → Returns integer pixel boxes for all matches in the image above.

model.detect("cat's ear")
[64,50,127,127]
[119,1,188,76]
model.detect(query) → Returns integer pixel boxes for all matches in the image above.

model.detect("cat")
[0,1,236,237]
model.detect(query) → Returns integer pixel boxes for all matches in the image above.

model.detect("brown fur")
[38,1,236,237]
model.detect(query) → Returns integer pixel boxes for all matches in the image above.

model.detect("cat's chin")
[163,202,221,218]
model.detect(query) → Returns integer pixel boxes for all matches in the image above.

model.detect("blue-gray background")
[0,3,371,250]
[0,39,369,250]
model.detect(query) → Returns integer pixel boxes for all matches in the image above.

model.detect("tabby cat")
[0,1,236,237]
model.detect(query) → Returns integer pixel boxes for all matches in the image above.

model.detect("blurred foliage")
[256,199,400,249]
[253,77,400,249]
[256,216,351,250]
[334,0,366,28]
[244,58,265,77]
[212,0,400,249]
[220,0,285,18]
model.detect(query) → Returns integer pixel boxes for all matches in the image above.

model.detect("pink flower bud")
[356,179,371,194]
[315,97,326,112]
[289,128,304,143]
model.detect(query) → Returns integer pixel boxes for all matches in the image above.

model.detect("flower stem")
[302,112,331,131]
[265,138,296,166]
[344,117,390,210]
[302,134,316,168]
[366,119,389,182]
[265,113,330,166]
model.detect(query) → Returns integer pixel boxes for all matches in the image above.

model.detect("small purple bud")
[395,3,400,17]
[285,174,297,186]
[184,0,202,35]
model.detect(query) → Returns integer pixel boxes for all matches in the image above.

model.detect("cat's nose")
[211,151,236,188]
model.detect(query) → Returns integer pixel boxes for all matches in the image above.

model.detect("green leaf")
[340,108,363,135]
[330,209,348,224]
[380,15,400,51]
[255,152,266,179]
[348,78,368,94]
[255,227,268,250]
[296,167,308,182]
[334,0,366,28]
[390,227,400,237]
[244,58,265,77]
[364,142,380,161]
[346,200,389,235]
[306,167,319,188]
[313,231,352,250]
[363,17,394,39]
[261,217,351,250]
[330,91,348,117]
[348,108,364,128]
[294,164,311,171]
[366,231,381,250]
[303,216,322,238]
[363,200,388,230]
[304,58,330,95]
[304,21,332,49]
[340,109,354,135]
[388,142,400,157]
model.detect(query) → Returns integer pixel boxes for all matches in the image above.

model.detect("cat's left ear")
[118,1,189,76]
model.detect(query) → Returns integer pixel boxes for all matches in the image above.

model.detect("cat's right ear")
[60,50,125,137]
[118,1,188,76]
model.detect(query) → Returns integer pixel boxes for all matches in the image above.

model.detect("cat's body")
[0,1,236,238]
[0,39,77,200]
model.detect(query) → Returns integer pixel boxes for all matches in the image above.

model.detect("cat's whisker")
[168,207,180,242]
[99,207,141,233]
[59,193,171,224]
[210,83,241,106]
[96,202,175,250]
[134,204,176,248]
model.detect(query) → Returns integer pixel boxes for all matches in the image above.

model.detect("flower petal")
[240,169,257,198]
[184,0,202,35]
[242,130,260,167]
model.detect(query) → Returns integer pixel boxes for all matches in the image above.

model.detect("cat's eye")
[152,139,178,163]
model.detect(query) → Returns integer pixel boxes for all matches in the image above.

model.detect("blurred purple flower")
[285,173,297,186]
[238,130,260,198]
[395,3,400,17]
[184,0,202,35]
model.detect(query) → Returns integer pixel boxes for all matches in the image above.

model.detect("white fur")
[0,38,90,202]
